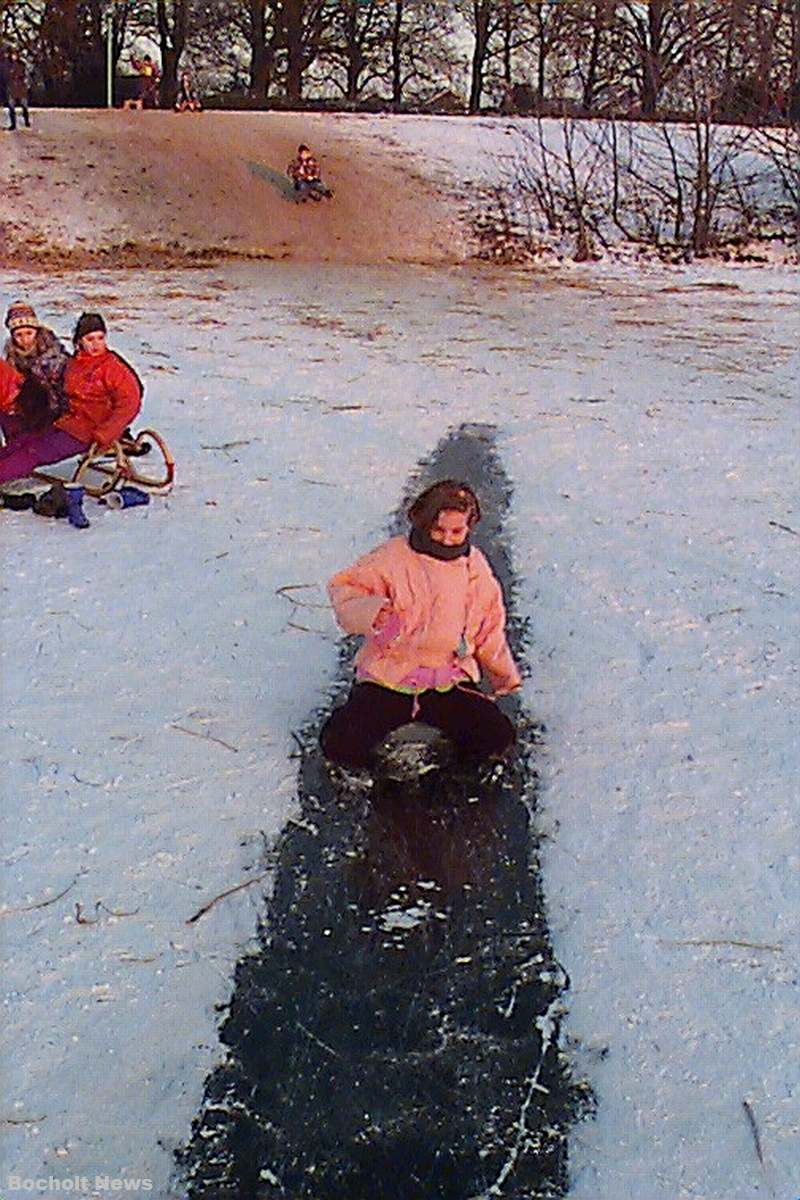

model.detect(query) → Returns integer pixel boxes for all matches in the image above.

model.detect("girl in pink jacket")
[321,480,521,769]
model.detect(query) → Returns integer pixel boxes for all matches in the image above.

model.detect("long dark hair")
[407,480,481,533]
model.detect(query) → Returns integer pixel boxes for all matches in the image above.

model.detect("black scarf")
[409,527,471,561]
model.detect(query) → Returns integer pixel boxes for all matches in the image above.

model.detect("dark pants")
[320,681,515,769]
[294,178,330,202]
[7,94,30,129]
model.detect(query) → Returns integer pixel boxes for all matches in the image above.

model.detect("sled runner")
[33,426,175,497]
[331,722,505,810]
[295,182,334,202]
[373,723,452,790]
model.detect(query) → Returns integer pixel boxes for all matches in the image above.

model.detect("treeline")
[1,0,798,122]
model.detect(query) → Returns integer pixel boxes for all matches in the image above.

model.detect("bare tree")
[505,117,610,258]
[527,0,569,102]
[38,0,107,104]
[753,0,787,117]
[751,126,800,233]
[563,0,621,113]
[454,0,507,113]
[384,0,459,108]
[155,0,190,105]
[2,0,48,83]
[791,0,800,120]
[616,0,718,117]
[246,0,279,98]
[324,0,391,103]
[275,0,335,104]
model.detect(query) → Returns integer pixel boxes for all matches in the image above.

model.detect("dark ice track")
[177,424,590,1199]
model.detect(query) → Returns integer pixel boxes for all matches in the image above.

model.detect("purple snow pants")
[0,424,89,484]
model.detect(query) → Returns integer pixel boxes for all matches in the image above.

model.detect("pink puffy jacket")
[328,535,521,695]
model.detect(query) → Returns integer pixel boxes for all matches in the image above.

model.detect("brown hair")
[407,479,481,532]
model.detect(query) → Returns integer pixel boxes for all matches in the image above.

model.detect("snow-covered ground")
[1,259,798,1200]
[341,113,797,262]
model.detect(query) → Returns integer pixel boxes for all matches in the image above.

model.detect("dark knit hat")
[5,302,40,333]
[73,312,107,345]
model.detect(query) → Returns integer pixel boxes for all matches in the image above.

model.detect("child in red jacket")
[0,313,142,484]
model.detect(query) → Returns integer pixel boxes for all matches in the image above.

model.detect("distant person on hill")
[2,49,30,130]
[287,144,333,203]
[131,54,160,109]
[2,302,69,434]
[0,313,142,485]
[174,69,202,112]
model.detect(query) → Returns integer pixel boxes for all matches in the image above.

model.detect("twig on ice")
[768,519,798,537]
[742,1099,765,1168]
[170,723,239,753]
[97,901,141,918]
[0,875,80,918]
[276,583,329,609]
[661,937,781,951]
[75,902,100,925]
[704,607,744,621]
[286,619,335,640]
[186,870,270,924]
[200,440,251,452]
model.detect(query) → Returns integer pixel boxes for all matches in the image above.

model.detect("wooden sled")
[33,427,175,498]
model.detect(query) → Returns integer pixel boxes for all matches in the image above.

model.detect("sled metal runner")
[33,427,175,497]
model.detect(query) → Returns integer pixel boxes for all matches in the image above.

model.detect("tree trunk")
[344,2,361,103]
[754,0,785,119]
[160,46,179,107]
[39,0,106,105]
[156,0,188,108]
[468,2,491,114]
[791,0,800,121]
[582,9,603,112]
[249,0,272,97]
[390,0,404,108]
[502,0,512,86]
[537,32,546,101]
[282,0,304,104]
[719,0,747,118]
[639,0,665,117]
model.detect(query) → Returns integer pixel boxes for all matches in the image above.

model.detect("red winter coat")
[0,359,22,414]
[57,349,142,449]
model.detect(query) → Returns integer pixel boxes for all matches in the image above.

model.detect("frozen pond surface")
[1,260,798,1199]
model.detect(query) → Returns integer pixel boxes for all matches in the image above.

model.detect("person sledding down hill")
[0,312,142,488]
[321,480,521,770]
[287,144,334,202]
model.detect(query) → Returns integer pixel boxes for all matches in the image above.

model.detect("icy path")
[1,261,798,1199]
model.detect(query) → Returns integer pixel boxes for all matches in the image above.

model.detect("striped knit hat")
[5,302,40,332]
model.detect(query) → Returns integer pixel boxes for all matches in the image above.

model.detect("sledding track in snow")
[177,424,590,1199]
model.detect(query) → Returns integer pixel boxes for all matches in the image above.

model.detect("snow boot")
[115,484,149,508]
[33,482,69,519]
[1,491,37,511]
[65,484,90,529]
[103,485,150,510]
